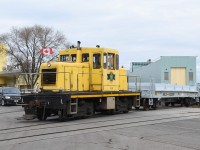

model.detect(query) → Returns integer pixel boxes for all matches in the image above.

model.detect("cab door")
[90,53,102,91]
[102,53,119,91]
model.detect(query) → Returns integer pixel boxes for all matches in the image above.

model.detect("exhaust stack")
[77,41,81,50]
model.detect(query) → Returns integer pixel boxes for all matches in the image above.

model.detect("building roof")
[0,70,21,77]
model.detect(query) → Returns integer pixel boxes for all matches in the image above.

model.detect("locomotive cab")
[39,43,128,92]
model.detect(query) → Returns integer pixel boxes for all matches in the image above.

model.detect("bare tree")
[0,25,69,87]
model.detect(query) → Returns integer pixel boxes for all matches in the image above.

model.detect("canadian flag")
[40,48,53,55]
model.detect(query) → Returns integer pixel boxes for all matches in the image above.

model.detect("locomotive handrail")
[76,73,141,92]
[64,68,72,92]
[18,72,141,92]
[19,72,72,92]
[127,75,141,91]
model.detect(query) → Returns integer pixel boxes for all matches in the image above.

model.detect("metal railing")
[128,75,141,91]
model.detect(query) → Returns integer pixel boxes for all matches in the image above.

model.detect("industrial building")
[129,56,196,86]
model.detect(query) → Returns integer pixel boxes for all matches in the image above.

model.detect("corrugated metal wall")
[128,60,161,83]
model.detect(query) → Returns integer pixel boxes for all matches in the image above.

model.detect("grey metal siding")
[128,60,161,83]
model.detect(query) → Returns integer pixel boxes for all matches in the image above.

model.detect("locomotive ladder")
[69,98,78,114]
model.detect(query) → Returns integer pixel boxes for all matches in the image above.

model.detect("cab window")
[60,55,69,62]
[103,53,107,69]
[82,53,89,62]
[116,54,119,70]
[108,53,114,70]
[93,53,101,69]
[71,54,76,62]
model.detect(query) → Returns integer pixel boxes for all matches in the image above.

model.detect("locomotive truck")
[22,41,140,120]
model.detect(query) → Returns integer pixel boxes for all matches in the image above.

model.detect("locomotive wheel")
[58,110,66,121]
[37,108,48,120]
[58,116,66,122]
[37,113,47,121]
[123,110,129,113]
[108,109,115,115]
[143,99,149,111]
[165,102,169,107]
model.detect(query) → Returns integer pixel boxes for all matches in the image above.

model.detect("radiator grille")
[41,68,57,85]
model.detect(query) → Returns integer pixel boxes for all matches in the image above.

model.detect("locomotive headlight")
[5,96,11,99]
[47,62,51,67]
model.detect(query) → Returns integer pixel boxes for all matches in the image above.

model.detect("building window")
[189,72,193,81]
[164,72,169,81]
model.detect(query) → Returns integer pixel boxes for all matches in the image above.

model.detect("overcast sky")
[0,0,200,82]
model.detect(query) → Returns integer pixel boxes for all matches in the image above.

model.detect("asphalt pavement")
[0,106,200,150]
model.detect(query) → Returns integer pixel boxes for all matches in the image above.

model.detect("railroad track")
[0,109,200,147]
[0,110,23,115]
[0,106,24,115]
[0,108,197,133]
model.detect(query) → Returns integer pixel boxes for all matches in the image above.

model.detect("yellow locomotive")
[23,41,140,120]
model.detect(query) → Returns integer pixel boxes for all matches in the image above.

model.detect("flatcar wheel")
[180,100,184,107]
[184,99,191,107]
[135,106,140,110]
[143,99,149,111]
[152,102,157,110]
